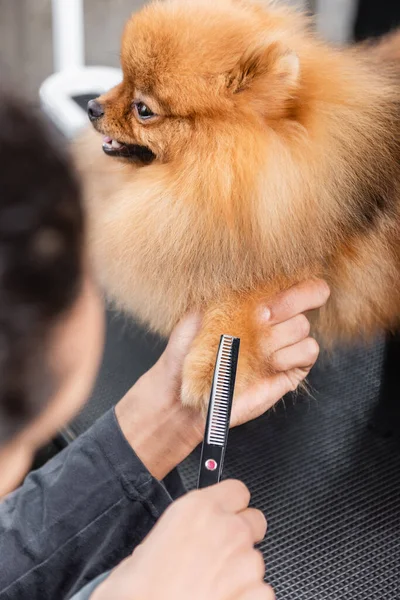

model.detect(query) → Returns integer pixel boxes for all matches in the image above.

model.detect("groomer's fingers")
[238,584,276,600]
[239,508,268,543]
[231,363,315,428]
[162,312,202,373]
[200,479,251,513]
[264,279,330,325]
[227,551,266,593]
[271,337,319,372]
[231,378,285,427]
[265,314,311,354]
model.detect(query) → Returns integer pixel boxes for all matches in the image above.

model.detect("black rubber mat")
[180,339,400,599]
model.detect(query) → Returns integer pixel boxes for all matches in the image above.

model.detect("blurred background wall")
[0,0,358,99]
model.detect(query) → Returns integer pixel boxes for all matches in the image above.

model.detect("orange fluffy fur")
[75,0,400,408]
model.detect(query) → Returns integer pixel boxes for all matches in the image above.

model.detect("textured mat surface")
[180,340,400,599]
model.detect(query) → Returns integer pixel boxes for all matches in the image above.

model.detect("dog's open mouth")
[102,136,156,164]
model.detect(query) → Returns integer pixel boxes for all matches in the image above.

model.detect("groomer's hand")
[92,480,274,600]
[231,279,329,427]
[115,279,330,480]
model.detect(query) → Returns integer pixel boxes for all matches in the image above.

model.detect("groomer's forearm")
[0,409,172,600]
[115,359,205,481]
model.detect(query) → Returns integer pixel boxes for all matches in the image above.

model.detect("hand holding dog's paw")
[114,280,329,480]
[181,313,269,412]
[180,279,329,415]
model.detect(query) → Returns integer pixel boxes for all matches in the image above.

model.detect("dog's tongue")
[103,136,112,144]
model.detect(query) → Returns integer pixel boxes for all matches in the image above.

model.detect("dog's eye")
[134,101,156,121]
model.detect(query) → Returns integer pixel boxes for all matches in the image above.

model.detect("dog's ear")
[228,41,299,93]
[227,41,300,114]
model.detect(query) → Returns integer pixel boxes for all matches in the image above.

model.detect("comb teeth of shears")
[207,335,235,446]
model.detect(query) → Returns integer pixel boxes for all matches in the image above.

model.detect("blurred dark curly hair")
[0,93,84,443]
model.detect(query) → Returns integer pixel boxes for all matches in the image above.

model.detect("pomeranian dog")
[75,0,400,409]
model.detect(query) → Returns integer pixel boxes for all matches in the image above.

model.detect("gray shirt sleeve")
[0,408,173,600]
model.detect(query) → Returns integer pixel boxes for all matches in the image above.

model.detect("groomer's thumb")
[163,313,203,374]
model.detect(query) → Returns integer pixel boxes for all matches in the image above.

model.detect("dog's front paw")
[181,337,220,412]
[181,330,269,412]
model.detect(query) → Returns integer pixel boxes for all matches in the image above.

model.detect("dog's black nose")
[87,99,104,121]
